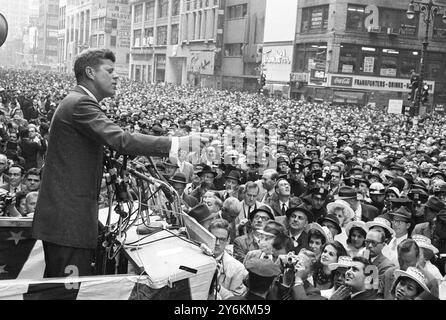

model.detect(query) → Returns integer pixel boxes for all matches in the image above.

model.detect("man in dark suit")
[32,49,208,278]
[267,178,301,216]
[365,229,395,287]
[331,257,378,300]
[337,186,379,222]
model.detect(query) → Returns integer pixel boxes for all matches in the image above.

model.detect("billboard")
[187,51,215,75]
[263,45,293,82]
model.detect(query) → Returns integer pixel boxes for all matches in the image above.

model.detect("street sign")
[0,13,8,48]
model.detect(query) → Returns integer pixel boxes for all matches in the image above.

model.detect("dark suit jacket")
[372,253,395,287]
[361,203,379,222]
[182,193,199,209]
[233,232,259,263]
[348,289,378,300]
[32,86,172,249]
[267,195,302,216]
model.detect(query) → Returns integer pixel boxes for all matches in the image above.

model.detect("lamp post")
[406,0,446,116]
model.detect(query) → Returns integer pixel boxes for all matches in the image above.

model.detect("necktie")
[247,206,252,217]
[282,203,287,215]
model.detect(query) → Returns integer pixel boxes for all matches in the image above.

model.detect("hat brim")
[328,262,352,271]
[366,221,396,238]
[418,243,439,255]
[393,270,430,294]
[345,221,369,237]
[317,217,342,234]
[326,202,355,221]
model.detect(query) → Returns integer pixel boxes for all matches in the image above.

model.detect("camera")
[278,252,299,269]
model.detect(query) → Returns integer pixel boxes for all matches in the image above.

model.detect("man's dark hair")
[25,167,41,179]
[352,256,371,270]
[73,49,116,83]
[398,238,420,257]
[9,164,24,175]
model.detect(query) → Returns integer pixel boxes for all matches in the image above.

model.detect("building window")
[145,1,155,21]
[339,45,359,74]
[346,5,366,31]
[98,34,104,46]
[98,17,105,30]
[227,3,247,19]
[91,35,97,47]
[171,24,179,44]
[172,0,180,16]
[158,0,169,18]
[301,5,329,33]
[380,8,418,36]
[110,35,117,47]
[143,27,154,46]
[380,49,399,77]
[294,43,327,72]
[224,43,243,56]
[433,13,446,39]
[157,26,168,45]
[91,18,97,33]
[111,19,118,29]
[134,4,143,23]
[134,29,142,47]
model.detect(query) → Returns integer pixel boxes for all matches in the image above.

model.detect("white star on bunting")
[7,231,26,245]
[0,265,7,274]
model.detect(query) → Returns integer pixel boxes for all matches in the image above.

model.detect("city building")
[57,0,67,72]
[0,0,39,67]
[128,0,182,83]
[290,0,446,112]
[64,0,131,76]
[128,0,266,92]
[37,0,59,66]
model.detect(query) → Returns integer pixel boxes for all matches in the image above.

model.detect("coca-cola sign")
[331,76,353,87]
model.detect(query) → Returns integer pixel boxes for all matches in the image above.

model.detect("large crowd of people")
[1,66,446,300]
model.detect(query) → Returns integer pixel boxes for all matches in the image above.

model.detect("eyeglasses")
[364,240,383,247]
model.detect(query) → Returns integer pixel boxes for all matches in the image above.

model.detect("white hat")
[328,255,353,271]
[392,267,430,294]
[412,234,439,255]
[308,222,334,243]
[366,217,396,239]
[326,200,355,222]
[345,220,369,237]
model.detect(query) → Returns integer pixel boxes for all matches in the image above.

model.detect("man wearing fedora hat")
[337,186,379,222]
[169,172,199,209]
[233,205,275,263]
[197,164,217,188]
[386,206,413,266]
[282,206,313,255]
[412,196,445,240]
[218,170,243,201]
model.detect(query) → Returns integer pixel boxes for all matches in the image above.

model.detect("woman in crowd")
[312,241,348,294]
[327,199,355,246]
[307,223,333,258]
[391,267,432,300]
[344,221,369,258]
